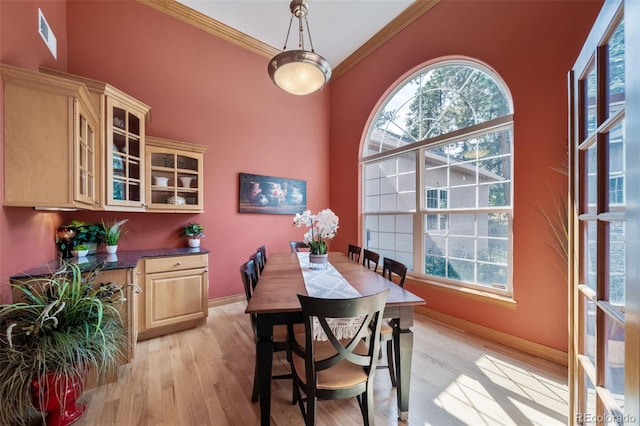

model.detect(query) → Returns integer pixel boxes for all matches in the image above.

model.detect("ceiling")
[175,0,416,69]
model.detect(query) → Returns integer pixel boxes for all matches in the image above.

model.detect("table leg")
[255,316,274,426]
[393,306,414,421]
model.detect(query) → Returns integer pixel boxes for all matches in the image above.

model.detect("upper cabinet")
[2,65,204,212]
[1,64,101,209]
[145,136,207,212]
[40,68,151,212]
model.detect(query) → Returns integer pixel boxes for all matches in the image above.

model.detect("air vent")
[38,8,57,59]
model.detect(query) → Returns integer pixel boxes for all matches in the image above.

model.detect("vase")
[309,253,328,265]
[32,372,85,426]
[105,245,118,254]
[187,238,201,248]
[179,176,194,188]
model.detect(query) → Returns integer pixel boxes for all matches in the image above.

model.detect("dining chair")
[288,290,389,426]
[257,245,267,265]
[347,244,362,262]
[240,259,291,402]
[378,257,408,386]
[250,251,265,276]
[361,249,380,273]
[290,241,309,253]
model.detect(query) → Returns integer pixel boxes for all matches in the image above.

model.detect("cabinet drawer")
[144,254,208,274]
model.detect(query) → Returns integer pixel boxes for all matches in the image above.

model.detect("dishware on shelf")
[167,196,186,205]
[154,176,169,186]
[179,177,194,188]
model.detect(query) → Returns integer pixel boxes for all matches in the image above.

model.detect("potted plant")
[70,244,89,258]
[56,220,102,258]
[99,219,129,254]
[182,222,205,248]
[292,209,339,265]
[0,262,127,425]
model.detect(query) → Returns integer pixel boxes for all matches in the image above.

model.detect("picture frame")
[238,173,306,214]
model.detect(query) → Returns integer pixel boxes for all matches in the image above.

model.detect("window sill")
[408,276,518,309]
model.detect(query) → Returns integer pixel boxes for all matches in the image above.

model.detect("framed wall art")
[238,172,306,214]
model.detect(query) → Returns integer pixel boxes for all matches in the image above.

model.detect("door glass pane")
[586,143,597,213]
[113,180,125,201]
[586,221,597,290]
[607,20,625,118]
[113,107,126,130]
[604,316,625,408]
[129,182,140,202]
[608,121,625,207]
[584,298,596,364]
[585,64,597,137]
[129,137,140,158]
[582,371,597,425]
[608,221,625,307]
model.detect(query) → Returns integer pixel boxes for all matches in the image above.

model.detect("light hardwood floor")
[74,302,568,425]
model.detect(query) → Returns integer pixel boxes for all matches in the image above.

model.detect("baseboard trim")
[208,294,245,308]
[417,306,568,366]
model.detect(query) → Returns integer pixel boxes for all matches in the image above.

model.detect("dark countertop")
[10,247,211,280]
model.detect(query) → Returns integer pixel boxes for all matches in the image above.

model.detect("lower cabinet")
[137,254,209,340]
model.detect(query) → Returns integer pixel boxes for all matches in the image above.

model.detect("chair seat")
[292,334,369,390]
[380,320,393,338]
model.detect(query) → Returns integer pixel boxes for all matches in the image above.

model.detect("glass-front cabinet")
[106,99,144,210]
[145,136,206,212]
[105,96,149,211]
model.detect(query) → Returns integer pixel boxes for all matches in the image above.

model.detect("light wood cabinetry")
[40,67,151,212]
[1,64,101,209]
[145,136,207,212]
[137,254,209,340]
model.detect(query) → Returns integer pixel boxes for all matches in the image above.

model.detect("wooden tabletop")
[245,252,425,315]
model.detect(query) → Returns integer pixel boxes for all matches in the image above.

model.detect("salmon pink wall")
[329,0,602,351]
[0,1,330,300]
[0,0,69,302]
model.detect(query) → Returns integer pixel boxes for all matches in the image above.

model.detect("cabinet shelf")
[145,136,206,213]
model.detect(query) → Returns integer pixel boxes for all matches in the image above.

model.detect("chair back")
[347,244,362,262]
[257,245,268,264]
[362,249,380,273]
[240,259,260,334]
[291,290,389,398]
[250,251,265,276]
[382,257,407,287]
[290,241,309,253]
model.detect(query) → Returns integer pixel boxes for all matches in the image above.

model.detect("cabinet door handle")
[175,261,182,266]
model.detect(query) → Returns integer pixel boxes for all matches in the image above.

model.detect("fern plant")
[0,262,127,425]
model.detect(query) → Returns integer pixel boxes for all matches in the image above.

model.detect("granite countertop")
[11,247,210,280]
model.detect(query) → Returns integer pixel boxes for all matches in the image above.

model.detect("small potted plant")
[182,222,205,248]
[99,219,129,254]
[70,244,89,258]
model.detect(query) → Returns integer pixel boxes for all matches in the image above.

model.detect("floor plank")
[74,302,568,425]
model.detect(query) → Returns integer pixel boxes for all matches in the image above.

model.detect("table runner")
[297,253,362,340]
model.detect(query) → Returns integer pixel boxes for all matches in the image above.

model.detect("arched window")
[361,59,514,295]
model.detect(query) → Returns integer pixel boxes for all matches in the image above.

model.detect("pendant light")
[267,0,332,96]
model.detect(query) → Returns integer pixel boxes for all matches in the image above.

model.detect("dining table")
[245,251,426,425]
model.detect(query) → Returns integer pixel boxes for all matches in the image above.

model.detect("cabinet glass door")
[107,102,145,208]
[75,102,97,206]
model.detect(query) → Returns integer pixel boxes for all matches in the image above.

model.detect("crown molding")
[138,0,440,81]
[138,0,280,58]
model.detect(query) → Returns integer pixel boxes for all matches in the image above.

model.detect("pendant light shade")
[268,0,332,95]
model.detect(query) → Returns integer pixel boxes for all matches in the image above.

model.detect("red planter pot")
[31,372,86,426]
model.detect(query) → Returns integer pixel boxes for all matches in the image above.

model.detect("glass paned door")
[570,1,632,424]
[74,101,97,206]
[106,100,145,209]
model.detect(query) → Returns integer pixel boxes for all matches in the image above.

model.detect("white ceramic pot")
[179,177,194,188]
[309,253,328,265]
[105,245,118,254]
[188,238,201,248]
[71,250,88,258]
[154,176,169,187]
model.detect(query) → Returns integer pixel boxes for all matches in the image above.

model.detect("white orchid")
[292,208,339,255]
